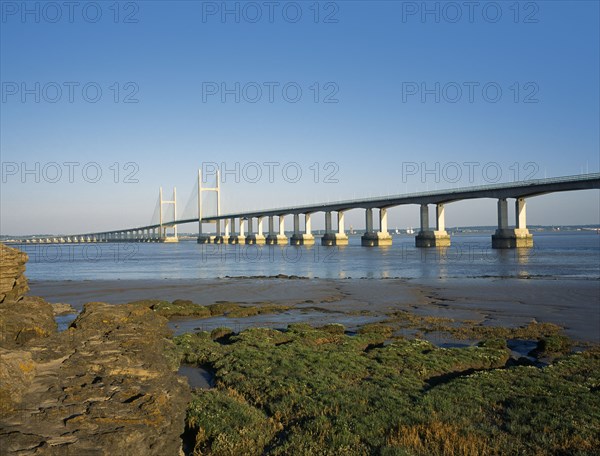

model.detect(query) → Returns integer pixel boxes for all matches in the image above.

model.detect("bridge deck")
[67,173,600,236]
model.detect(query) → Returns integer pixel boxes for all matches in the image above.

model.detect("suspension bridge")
[16,172,600,249]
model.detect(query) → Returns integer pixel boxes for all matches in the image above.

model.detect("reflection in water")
[177,365,214,389]
[18,233,600,281]
[516,247,532,278]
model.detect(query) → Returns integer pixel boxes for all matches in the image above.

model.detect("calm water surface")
[16,232,600,281]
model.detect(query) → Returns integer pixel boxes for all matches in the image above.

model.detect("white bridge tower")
[159,187,178,243]
[197,169,221,243]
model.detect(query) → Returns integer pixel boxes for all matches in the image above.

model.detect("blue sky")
[1,0,599,235]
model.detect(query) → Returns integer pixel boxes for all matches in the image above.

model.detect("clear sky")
[1,0,599,235]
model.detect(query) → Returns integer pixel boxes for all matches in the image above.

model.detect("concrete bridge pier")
[256,217,267,244]
[237,218,247,244]
[415,203,451,247]
[213,220,222,243]
[198,217,219,243]
[361,208,393,246]
[215,219,229,244]
[228,218,238,244]
[491,198,533,248]
[321,211,348,246]
[246,217,266,245]
[266,215,288,245]
[197,223,212,244]
[160,226,179,243]
[229,218,246,244]
[291,213,315,245]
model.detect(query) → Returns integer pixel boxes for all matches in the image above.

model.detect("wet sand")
[29,277,600,342]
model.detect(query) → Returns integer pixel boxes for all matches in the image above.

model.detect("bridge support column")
[492,198,533,248]
[215,219,229,244]
[256,217,266,244]
[291,213,315,245]
[415,203,451,247]
[197,219,212,244]
[161,228,179,243]
[362,208,392,246]
[236,218,247,244]
[199,221,218,244]
[322,211,347,245]
[228,218,239,244]
[245,217,265,245]
[266,215,287,244]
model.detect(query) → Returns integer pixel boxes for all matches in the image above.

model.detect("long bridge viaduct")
[18,173,600,249]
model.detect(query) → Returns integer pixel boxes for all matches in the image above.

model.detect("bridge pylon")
[197,169,221,244]
[159,187,179,243]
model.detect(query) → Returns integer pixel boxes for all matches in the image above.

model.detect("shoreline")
[29,276,600,343]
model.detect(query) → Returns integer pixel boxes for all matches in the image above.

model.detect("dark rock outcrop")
[0,296,57,348]
[0,302,191,455]
[0,243,191,455]
[0,243,29,302]
[0,243,56,349]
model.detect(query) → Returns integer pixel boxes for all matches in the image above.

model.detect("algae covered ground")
[174,323,600,456]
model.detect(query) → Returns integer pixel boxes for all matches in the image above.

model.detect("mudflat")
[29,277,600,342]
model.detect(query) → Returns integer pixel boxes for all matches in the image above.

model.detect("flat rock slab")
[0,301,190,455]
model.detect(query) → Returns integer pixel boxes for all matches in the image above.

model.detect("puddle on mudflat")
[55,313,78,331]
[168,310,384,336]
[507,339,539,359]
[178,364,215,389]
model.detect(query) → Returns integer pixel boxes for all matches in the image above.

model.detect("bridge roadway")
[20,173,600,249]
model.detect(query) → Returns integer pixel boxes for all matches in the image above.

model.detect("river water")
[15,232,600,281]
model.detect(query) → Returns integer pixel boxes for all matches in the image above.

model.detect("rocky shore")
[2,242,599,455]
[0,244,190,455]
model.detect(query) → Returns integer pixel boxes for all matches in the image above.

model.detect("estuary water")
[15,232,600,281]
